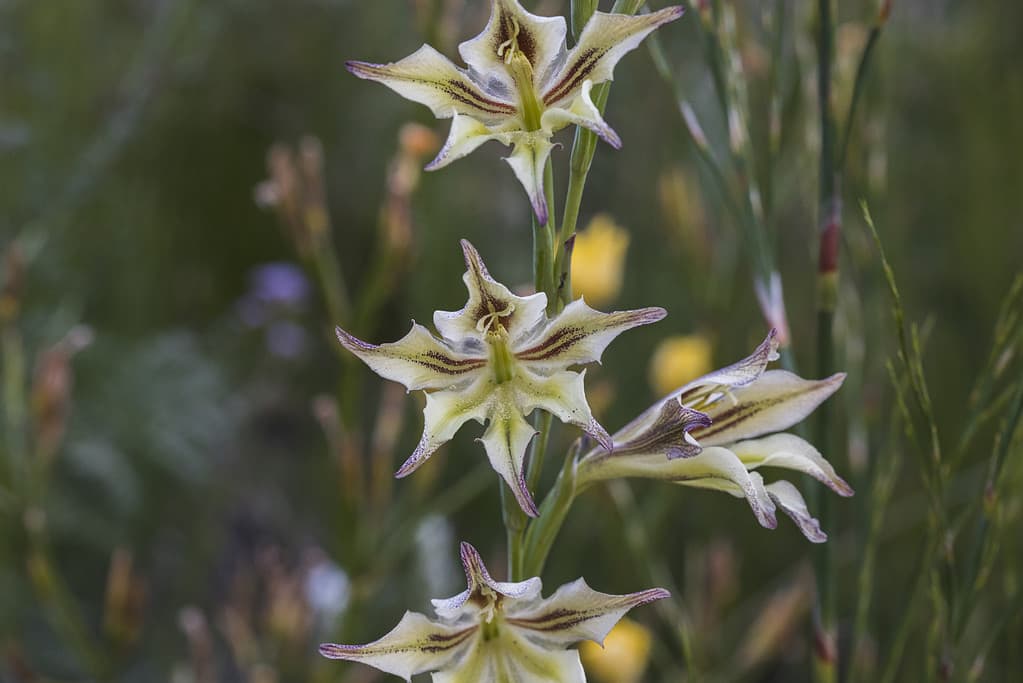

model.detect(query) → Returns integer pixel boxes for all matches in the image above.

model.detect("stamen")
[496,17,521,65]
[476,301,516,335]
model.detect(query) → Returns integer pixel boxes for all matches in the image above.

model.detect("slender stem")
[838,6,889,168]
[521,450,578,578]
[527,411,554,495]
[812,0,839,680]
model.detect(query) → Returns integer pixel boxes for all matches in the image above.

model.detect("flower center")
[497,18,543,131]
[478,301,517,384]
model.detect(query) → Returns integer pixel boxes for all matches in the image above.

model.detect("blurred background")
[2,0,1022,681]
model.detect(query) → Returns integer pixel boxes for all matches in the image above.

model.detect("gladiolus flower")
[320,542,668,682]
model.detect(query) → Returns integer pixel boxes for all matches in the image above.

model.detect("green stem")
[501,483,527,581]
[521,450,578,578]
[812,0,839,680]
[838,20,883,168]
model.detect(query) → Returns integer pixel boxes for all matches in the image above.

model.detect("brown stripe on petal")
[318,625,477,659]
[691,396,784,442]
[346,61,515,117]
[491,3,538,66]
[337,326,487,377]
[445,80,517,115]
[542,47,607,106]
[515,325,586,362]
[507,588,669,633]
[460,240,520,331]
[614,401,711,459]
[419,628,478,653]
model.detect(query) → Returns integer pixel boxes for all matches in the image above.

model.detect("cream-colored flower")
[320,542,668,682]
[578,330,852,541]
[571,214,630,307]
[346,0,684,223]
[336,240,665,516]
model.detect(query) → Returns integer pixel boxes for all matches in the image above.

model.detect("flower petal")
[541,6,685,107]
[578,446,778,531]
[676,329,780,402]
[479,393,540,516]
[541,80,622,148]
[319,611,476,681]
[396,374,493,477]
[515,369,612,451]
[766,481,828,543]
[693,371,846,446]
[336,323,486,391]
[505,578,668,647]
[514,298,666,369]
[434,631,585,683]
[432,542,543,620]
[728,432,854,497]
[347,45,516,124]
[434,240,548,346]
[613,330,778,444]
[426,114,510,171]
[611,399,712,460]
[504,135,555,224]
[458,0,568,91]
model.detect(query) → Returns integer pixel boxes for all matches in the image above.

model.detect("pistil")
[497,19,544,131]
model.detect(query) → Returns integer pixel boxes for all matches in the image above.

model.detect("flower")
[335,240,665,516]
[648,333,714,397]
[346,0,684,223]
[571,214,630,306]
[319,541,668,682]
[577,330,852,541]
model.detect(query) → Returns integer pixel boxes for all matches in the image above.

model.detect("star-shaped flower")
[578,330,853,541]
[320,541,668,682]
[346,0,684,224]
[336,240,664,516]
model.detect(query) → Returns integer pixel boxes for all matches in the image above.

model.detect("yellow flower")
[571,214,630,307]
[648,333,714,397]
[579,617,653,683]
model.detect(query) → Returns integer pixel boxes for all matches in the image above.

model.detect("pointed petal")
[541,80,622,148]
[426,114,509,171]
[336,323,486,391]
[515,369,612,451]
[728,433,854,497]
[506,578,668,647]
[694,371,846,446]
[458,0,568,90]
[504,135,554,224]
[432,542,543,620]
[676,329,780,402]
[541,6,685,106]
[434,631,585,683]
[613,330,778,444]
[434,240,548,345]
[766,481,828,543]
[479,395,540,516]
[396,375,493,477]
[611,399,712,460]
[578,446,778,530]
[319,611,476,681]
[347,45,516,124]
[514,298,666,368]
